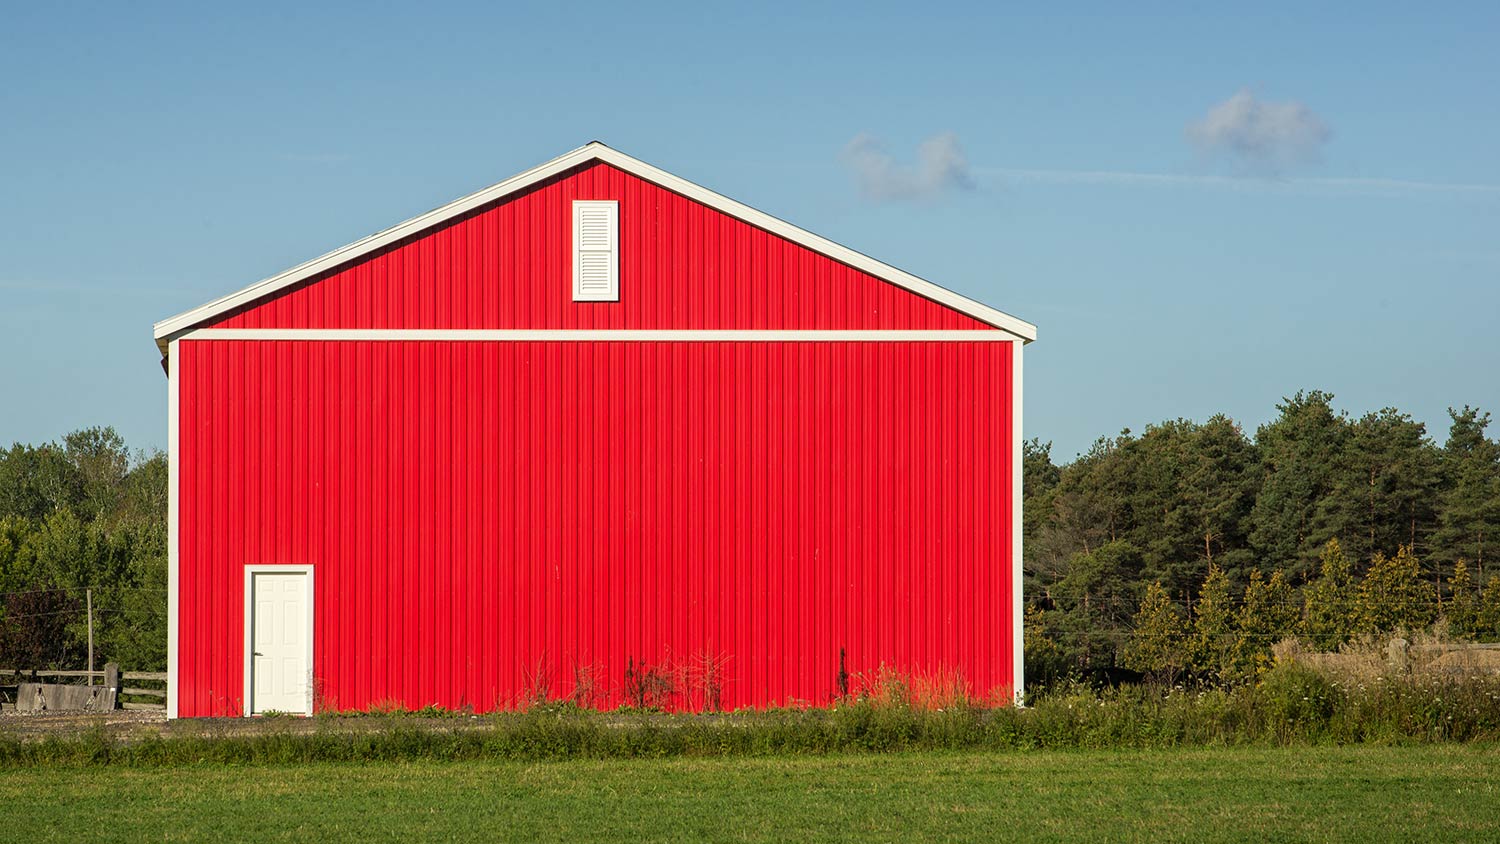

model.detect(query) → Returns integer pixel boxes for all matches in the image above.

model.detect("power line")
[0,586,166,598]
[0,586,86,598]
[0,608,84,621]
[0,602,168,622]
[1034,631,1384,642]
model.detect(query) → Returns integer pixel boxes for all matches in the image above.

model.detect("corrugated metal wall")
[211,162,990,332]
[177,339,1014,715]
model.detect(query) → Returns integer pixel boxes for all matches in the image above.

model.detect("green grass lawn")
[3,746,1497,842]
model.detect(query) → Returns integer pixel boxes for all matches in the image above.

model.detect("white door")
[250,571,310,714]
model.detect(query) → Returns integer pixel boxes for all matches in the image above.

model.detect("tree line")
[1025,391,1500,687]
[4,390,1498,684]
[0,428,166,671]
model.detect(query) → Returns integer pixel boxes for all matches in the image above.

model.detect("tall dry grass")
[6,660,1500,767]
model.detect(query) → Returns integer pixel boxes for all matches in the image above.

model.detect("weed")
[521,652,553,710]
[367,698,410,716]
[569,661,599,709]
[683,650,730,712]
[623,658,675,711]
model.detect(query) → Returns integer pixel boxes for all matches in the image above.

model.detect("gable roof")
[153,141,1036,352]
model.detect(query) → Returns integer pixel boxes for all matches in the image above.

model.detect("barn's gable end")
[199,161,990,332]
[160,143,1033,717]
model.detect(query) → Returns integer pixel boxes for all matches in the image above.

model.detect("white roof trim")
[152,141,1036,351]
[180,328,1022,342]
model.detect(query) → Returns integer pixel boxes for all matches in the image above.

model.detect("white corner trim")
[1012,340,1025,706]
[166,340,179,719]
[242,564,316,717]
[178,328,1016,342]
[152,142,1036,347]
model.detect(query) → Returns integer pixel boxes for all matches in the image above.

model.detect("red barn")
[153,142,1036,717]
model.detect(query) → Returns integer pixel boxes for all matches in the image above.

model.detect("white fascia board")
[152,143,604,351]
[586,147,1037,343]
[153,142,1036,352]
[180,328,1018,342]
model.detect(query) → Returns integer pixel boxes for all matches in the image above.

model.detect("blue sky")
[2,2,1496,460]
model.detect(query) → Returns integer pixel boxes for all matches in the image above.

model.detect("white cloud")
[839,132,975,201]
[1188,89,1330,173]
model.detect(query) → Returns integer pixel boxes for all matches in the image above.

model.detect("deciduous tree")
[1235,570,1298,678]
[1302,539,1357,650]
[1190,565,1236,683]
[1446,558,1477,639]
[1122,582,1189,684]
[1357,546,1436,633]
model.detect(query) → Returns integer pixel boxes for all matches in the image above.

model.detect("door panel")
[250,571,309,714]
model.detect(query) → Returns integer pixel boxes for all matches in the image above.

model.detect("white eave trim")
[178,328,1020,342]
[153,142,1036,350]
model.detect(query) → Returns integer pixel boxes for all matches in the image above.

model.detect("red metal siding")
[208,162,989,332]
[177,339,1014,715]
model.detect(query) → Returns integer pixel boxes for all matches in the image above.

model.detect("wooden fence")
[0,666,167,712]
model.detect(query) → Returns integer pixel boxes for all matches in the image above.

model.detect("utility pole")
[86,588,94,685]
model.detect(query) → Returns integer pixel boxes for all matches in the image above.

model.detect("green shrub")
[1256,662,1340,741]
[6,671,1500,768]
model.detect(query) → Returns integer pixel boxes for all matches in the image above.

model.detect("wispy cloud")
[977,167,1500,198]
[839,132,974,201]
[1188,89,1330,174]
[277,152,352,164]
[0,279,202,298]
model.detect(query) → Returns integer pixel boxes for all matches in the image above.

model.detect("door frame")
[242,564,315,717]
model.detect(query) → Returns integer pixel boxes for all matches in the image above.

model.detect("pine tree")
[1122,582,1189,684]
[1051,541,1145,628]
[1022,438,1062,580]
[1446,558,1477,639]
[1248,391,1348,579]
[1186,416,1258,562]
[1302,538,1357,650]
[1143,416,1258,592]
[1317,410,1440,567]
[1190,565,1236,683]
[1030,434,1134,584]
[1433,407,1500,581]
[1023,604,1069,691]
[1357,546,1437,633]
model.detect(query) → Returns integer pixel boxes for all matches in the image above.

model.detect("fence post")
[86,588,94,685]
[104,663,120,703]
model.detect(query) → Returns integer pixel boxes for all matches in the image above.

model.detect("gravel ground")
[0,707,508,743]
[0,708,169,740]
[0,702,821,743]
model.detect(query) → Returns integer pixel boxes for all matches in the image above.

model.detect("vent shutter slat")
[578,253,612,290]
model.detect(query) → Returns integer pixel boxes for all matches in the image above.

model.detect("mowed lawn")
[3,746,1499,842]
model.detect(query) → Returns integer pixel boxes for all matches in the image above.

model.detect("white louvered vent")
[572,200,619,301]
